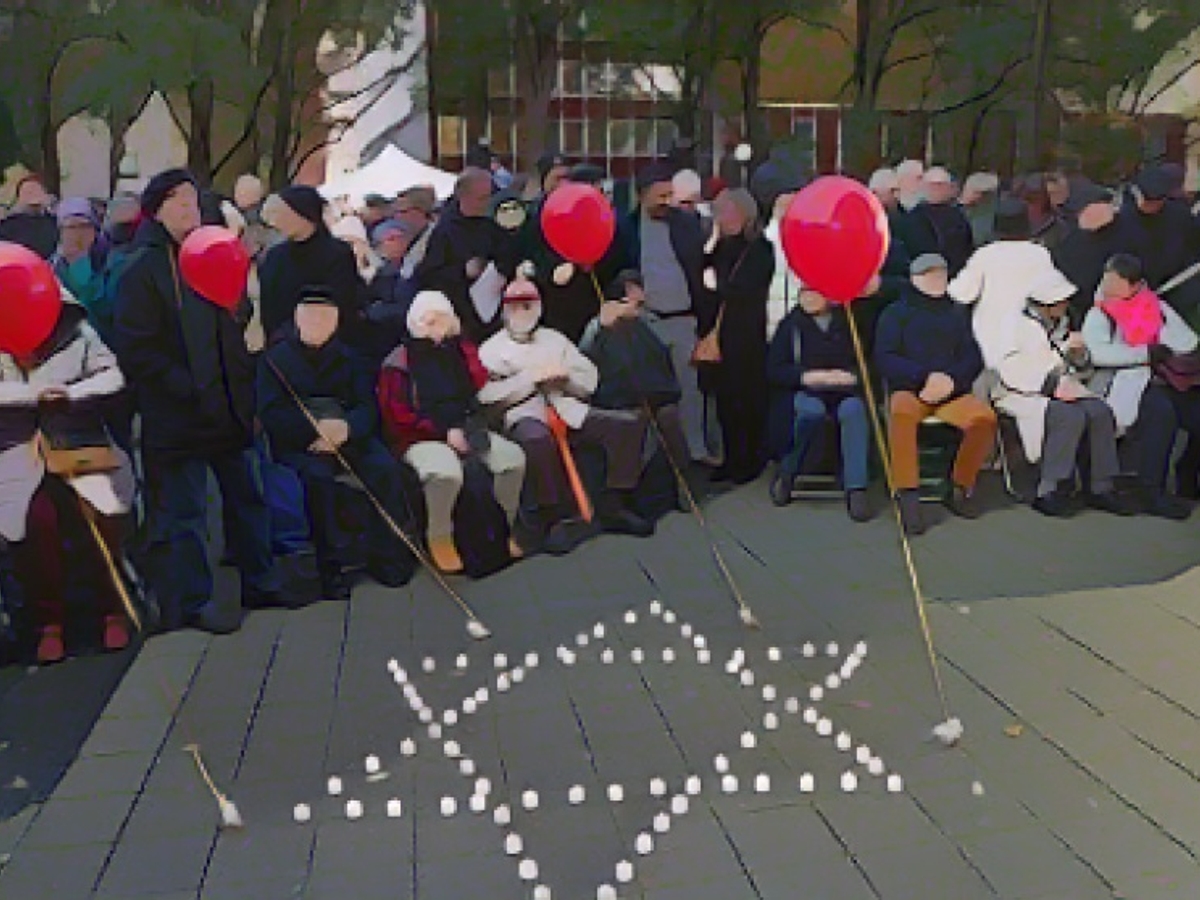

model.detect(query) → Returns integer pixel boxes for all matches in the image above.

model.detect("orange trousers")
[888,391,997,492]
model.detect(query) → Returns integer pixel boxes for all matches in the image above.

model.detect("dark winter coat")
[582,315,681,411]
[898,202,975,277]
[1110,200,1200,317]
[257,333,378,460]
[0,211,58,259]
[378,339,489,454]
[615,207,713,327]
[1051,222,1117,328]
[874,285,983,398]
[766,306,860,460]
[521,194,623,344]
[412,204,519,342]
[705,233,775,394]
[112,219,256,461]
[257,226,365,343]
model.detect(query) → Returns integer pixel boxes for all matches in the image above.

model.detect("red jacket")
[377,339,489,454]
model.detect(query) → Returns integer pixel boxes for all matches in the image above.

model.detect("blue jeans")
[782,393,869,491]
[143,448,279,628]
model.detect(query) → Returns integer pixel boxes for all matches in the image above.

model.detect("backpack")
[453,457,513,579]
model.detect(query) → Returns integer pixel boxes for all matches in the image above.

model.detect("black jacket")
[257,333,378,460]
[257,227,365,343]
[112,220,256,460]
[898,202,975,277]
[874,285,983,398]
[766,306,860,459]
[413,204,518,343]
[0,211,58,259]
[584,316,681,411]
[615,207,714,328]
[1110,200,1200,317]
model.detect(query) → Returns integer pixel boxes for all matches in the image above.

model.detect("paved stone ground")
[1,475,1200,900]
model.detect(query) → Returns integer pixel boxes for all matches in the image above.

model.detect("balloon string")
[846,309,951,722]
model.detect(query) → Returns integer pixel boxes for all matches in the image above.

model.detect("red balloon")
[540,183,616,269]
[179,226,251,310]
[780,176,889,305]
[0,242,62,357]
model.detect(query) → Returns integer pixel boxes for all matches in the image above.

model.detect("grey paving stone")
[203,824,315,894]
[50,752,150,801]
[963,826,1111,897]
[18,792,132,849]
[0,842,111,899]
[751,858,878,900]
[0,805,35,855]
[97,830,213,900]
[855,838,999,900]
[80,713,174,759]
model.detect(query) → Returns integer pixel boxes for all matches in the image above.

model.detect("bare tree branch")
[928,53,1028,117]
[211,73,276,179]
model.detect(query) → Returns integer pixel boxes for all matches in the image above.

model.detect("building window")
[609,120,636,156]
[559,60,584,97]
[438,116,466,158]
[488,66,515,99]
[562,120,586,155]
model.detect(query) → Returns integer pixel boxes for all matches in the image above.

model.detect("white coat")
[0,311,135,541]
[994,310,1086,462]
[478,325,598,431]
[948,240,1060,369]
[1082,296,1198,431]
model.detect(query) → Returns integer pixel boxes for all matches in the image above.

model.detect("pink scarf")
[1099,287,1163,347]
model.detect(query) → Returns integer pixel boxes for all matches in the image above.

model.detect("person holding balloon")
[0,246,137,663]
[112,169,280,635]
[700,188,776,484]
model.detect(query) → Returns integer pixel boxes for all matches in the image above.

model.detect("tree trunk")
[187,77,215,187]
[1028,0,1052,169]
[38,107,61,196]
[740,40,766,170]
[852,0,873,109]
[269,23,297,190]
[518,73,552,171]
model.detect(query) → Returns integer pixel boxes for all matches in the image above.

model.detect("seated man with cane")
[479,277,653,555]
[258,288,417,602]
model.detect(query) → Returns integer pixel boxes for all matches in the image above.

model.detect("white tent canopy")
[319,145,458,205]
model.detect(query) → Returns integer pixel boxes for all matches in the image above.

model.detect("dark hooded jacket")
[0,210,58,259]
[257,329,378,461]
[413,202,519,342]
[257,225,365,343]
[111,219,256,460]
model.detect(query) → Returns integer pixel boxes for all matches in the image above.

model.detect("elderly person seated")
[479,278,652,554]
[378,291,526,574]
[766,285,871,520]
[875,253,997,535]
[0,288,135,663]
[258,289,417,602]
[995,269,1135,517]
[1082,253,1200,520]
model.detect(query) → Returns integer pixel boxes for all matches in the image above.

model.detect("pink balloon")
[780,176,889,305]
[0,242,62,356]
[179,226,251,310]
[540,183,616,269]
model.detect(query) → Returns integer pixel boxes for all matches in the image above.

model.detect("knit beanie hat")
[140,169,197,217]
[406,290,457,339]
[277,185,326,226]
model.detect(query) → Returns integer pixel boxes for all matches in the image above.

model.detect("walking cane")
[586,273,760,629]
[78,499,143,634]
[264,357,491,640]
[544,402,593,522]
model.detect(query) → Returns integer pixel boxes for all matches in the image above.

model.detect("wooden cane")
[545,403,594,522]
[78,498,142,634]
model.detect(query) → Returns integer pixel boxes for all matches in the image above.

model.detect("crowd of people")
[1,148,1198,666]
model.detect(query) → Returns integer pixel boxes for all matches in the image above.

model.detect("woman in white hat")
[995,269,1135,517]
